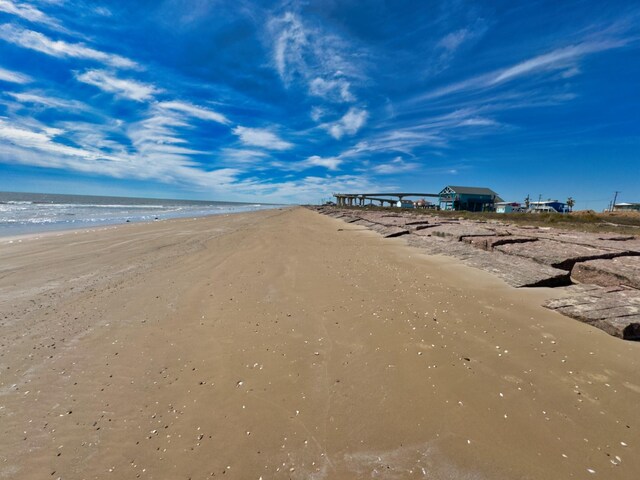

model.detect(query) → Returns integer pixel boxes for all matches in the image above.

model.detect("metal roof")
[530,200,563,205]
[441,185,498,196]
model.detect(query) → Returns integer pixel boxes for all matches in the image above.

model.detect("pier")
[333,192,439,207]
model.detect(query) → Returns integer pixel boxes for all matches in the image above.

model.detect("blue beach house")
[529,201,569,213]
[438,186,501,212]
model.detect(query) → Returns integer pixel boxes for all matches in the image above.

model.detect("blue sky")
[0,0,638,208]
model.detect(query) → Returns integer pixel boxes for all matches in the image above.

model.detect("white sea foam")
[0,192,285,237]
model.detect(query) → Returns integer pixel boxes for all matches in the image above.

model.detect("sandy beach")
[1,206,638,479]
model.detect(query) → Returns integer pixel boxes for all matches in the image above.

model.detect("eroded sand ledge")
[1,207,639,479]
[314,206,640,340]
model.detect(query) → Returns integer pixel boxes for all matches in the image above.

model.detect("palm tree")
[567,197,575,212]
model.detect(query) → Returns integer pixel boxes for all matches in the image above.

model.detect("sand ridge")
[0,207,638,479]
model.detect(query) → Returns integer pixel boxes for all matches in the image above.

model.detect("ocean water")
[0,191,284,237]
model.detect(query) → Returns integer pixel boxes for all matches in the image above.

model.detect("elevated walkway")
[334,192,439,207]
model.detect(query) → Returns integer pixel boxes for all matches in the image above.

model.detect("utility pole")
[612,191,620,211]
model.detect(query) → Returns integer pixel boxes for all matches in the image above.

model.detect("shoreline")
[0,190,290,240]
[0,206,292,243]
[1,207,638,478]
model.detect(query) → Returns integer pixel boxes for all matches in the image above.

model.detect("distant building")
[495,202,523,213]
[414,199,433,209]
[529,200,569,213]
[613,203,640,212]
[438,186,501,212]
[396,200,415,209]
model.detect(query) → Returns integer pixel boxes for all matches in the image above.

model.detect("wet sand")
[0,206,638,479]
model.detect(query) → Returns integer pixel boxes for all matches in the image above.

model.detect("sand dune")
[0,207,638,479]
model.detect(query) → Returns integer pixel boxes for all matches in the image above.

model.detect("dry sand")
[0,207,638,479]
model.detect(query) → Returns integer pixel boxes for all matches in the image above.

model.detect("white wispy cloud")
[60,120,129,154]
[269,9,365,131]
[76,70,161,101]
[230,174,380,204]
[309,77,353,102]
[325,107,368,139]
[303,155,341,170]
[424,19,489,77]
[93,6,112,17]
[457,117,498,127]
[0,118,118,161]
[350,108,501,156]
[0,65,31,83]
[8,91,87,110]
[371,156,418,175]
[437,18,488,55]
[350,131,445,156]
[422,39,628,100]
[437,29,472,54]
[158,100,230,125]
[123,104,235,179]
[127,110,191,151]
[272,11,307,84]
[0,0,59,28]
[491,41,620,83]
[0,115,386,202]
[233,126,293,150]
[310,106,325,122]
[220,148,269,165]
[0,24,138,69]
[0,117,241,189]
